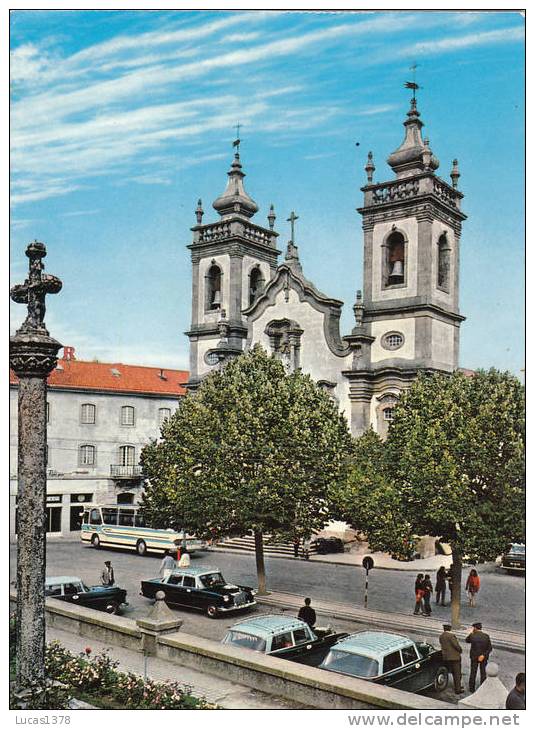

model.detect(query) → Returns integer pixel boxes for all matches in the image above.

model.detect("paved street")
[10,541,525,706]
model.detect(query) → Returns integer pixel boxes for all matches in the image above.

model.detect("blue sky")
[9,9,525,375]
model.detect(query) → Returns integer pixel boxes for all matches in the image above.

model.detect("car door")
[289,626,323,665]
[380,650,410,689]
[63,581,90,607]
[180,575,198,608]
[163,574,184,604]
[398,644,429,692]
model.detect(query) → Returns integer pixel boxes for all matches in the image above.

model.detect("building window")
[383,407,395,422]
[80,403,96,424]
[119,445,135,467]
[79,444,96,466]
[121,405,135,426]
[158,407,171,426]
[206,263,222,310]
[437,233,451,291]
[384,230,406,287]
[381,331,405,351]
[249,266,265,306]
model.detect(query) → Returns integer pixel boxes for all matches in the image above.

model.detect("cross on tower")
[10,240,62,334]
[287,211,299,242]
[233,122,241,152]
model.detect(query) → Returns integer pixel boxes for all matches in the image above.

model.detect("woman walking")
[422,574,433,616]
[465,569,480,607]
[435,566,447,606]
[413,573,425,615]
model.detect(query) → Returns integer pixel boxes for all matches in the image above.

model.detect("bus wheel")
[136,540,147,556]
[91,535,101,549]
[206,605,218,619]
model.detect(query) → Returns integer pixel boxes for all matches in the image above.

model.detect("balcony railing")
[110,464,144,479]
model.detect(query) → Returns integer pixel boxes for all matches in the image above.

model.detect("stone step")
[212,535,318,556]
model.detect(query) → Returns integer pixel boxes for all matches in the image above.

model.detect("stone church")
[186,96,466,437]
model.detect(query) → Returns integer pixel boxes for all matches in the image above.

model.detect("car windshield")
[321,649,379,678]
[199,572,225,588]
[222,630,266,652]
[510,545,525,554]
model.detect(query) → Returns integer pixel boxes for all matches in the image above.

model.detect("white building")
[9,346,187,539]
[186,96,467,437]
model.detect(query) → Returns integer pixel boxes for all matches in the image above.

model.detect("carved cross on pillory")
[287,211,299,243]
[11,240,62,336]
[10,240,63,703]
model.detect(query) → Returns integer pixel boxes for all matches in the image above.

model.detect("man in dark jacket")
[297,597,316,628]
[466,622,492,693]
[505,672,525,709]
[439,624,464,694]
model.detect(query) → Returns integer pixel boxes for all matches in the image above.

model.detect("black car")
[140,566,256,618]
[313,537,345,554]
[45,576,128,615]
[222,614,349,666]
[320,631,449,694]
[501,544,525,574]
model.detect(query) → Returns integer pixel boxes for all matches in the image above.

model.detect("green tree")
[140,345,353,594]
[333,370,525,628]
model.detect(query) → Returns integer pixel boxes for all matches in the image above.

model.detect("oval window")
[381,332,404,350]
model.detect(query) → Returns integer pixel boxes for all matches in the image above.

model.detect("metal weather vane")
[404,63,422,102]
[233,121,241,152]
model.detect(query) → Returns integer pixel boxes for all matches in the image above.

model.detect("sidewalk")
[256,591,525,654]
[46,626,306,710]
[210,545,455,572]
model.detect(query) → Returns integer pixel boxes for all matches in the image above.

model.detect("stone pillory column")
[10,240,62,695]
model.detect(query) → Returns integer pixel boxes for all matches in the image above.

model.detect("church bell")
[211,290,221,307]
[389,260,404,283]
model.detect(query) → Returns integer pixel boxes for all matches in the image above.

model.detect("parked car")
[319,631,449,694]
[313,536,345,554]
[140,566,256,618]
[45,575,128,615]
[222,614,349,666]
[501,544,525,574]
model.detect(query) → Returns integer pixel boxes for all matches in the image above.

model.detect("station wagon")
[222,614,348,666]
[320,631,448,694]
[45,575,128,615]
[140,566,256,618]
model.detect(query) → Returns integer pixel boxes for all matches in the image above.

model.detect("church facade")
[186,97,466,437]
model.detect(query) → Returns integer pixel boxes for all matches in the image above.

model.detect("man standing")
[466,622,492,693]
[505,672,525,709]
[297,597,316,628]
[439,624,464,694]
[101,560,114,586]
[159,550,175,579]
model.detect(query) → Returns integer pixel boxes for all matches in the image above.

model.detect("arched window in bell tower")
[249,265,265,306]
[206,263,222,310]
[384,230,406,287]
[437,233,451,291]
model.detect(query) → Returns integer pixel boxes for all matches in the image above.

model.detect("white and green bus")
[80,504,205,556]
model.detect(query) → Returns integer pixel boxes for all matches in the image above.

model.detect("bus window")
[89,508,102,525]
[118,509,134,527]
[102,507,118,525]
[134,513,145,528]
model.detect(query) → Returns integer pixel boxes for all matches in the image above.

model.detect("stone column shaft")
[16,376,48,688]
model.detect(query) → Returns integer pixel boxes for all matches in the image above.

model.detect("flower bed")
[10,614,217,710]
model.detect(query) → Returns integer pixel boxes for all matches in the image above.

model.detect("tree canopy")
[140,345,353,588]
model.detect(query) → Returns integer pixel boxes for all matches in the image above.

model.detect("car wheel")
[105,601,119,615]
[206,605,218,619]
[91,534,100,549]
[136,540,147,556]
[433,666,449,692]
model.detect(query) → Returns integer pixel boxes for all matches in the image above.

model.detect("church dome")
[212,153,259,219]
[387,99,439,178]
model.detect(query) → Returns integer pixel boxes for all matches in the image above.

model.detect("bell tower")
[344,91,467,436]
[186,146,280,388]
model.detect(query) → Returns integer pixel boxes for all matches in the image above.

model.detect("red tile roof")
[10,354,189,397]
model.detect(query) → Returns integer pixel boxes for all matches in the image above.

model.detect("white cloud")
[390,25,524,60]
